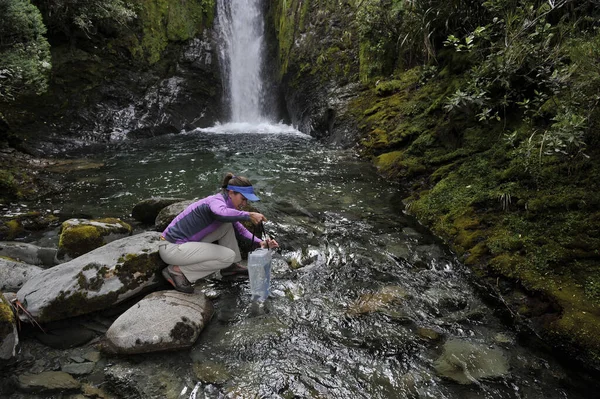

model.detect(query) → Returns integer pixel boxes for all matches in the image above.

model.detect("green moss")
[58,219,132,259]
[59,225,103,259]
[123,0,215,65]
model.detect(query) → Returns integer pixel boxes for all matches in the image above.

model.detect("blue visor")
[227,185,260,201]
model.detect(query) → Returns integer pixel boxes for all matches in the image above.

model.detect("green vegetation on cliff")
[276,0,600,367]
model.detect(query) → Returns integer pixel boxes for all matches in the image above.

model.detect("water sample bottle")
[247,248,272,302]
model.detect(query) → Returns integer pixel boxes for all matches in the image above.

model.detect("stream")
[9,128,597,398]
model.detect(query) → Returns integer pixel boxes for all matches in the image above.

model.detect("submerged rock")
[132,197,185,225]
[58,218,133,261]
[0,293,18,363]
[17,371,80,392]
[347,285,409,315]
[16,232,164,323]
[0,241,58,267]
[433,339,510,384]
[102,289,213,354]
[0,258,44,292]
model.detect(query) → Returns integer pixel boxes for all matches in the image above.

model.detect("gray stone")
[433,339,510,384]
[16,232,165,323]
[0,241,58,267]
[17,371,80,392]
[132,197,185,225]
[102,289,213,354]
[155,200,195,232]
[62,362,96,375]
[0,258,44,292]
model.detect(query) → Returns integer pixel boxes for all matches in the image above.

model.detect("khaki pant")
[159,223,240,283]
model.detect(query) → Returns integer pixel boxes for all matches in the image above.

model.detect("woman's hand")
[249,212,266,225]
[260,238,279,249]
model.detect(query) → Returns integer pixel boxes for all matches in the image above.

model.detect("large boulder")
[0,241,58,267]
[57,218,133,261]
[0,258,44,291]
[0,293,18,363]
[102,289,213,354]
[16,232,165,323]
[132,197,185,225]
[155,200,194,232]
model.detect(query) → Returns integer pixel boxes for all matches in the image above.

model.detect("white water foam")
[195,122,312,138]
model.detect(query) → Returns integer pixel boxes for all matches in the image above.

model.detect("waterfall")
[200,0,305,135]
[216,0,267,123]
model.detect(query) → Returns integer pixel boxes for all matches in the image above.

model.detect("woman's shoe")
[220,263,249,277]
[161,265,194,294]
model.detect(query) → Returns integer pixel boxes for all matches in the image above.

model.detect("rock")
[347,285,409,315]
[102,289,214,354]
[0,293,18,363]
[193,361,230,384]
[16,232,165,323]
[0,258,44,291]
[0,212,60,241]
[433,339,510,384]
[17,371,80,392]
[61,362,96,375]
[132,197,185,225]
[0,241,58,267]
[154,200,194,232]
[58,218,133,261]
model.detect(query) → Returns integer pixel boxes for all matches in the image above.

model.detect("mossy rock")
[0,292,18,361]
[0,212,59,241]
[58,218,133,261]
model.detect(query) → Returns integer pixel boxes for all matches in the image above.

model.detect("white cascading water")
[217,0,265,123]
[199,0,306,135]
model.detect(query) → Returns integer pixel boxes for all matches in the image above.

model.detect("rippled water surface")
[22,130,596,398]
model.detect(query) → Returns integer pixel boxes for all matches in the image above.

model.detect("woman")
[159,173,279,293]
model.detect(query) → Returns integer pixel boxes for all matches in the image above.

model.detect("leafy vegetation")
[0,0,51,102]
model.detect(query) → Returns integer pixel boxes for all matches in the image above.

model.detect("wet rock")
[61,362,96,375]
[16,232,165,323]
[102,289,214,354]
[57,218,133,261]
[0,293,18,363]
[433,339,510,384]
[193,361,230,384]
[0,212,60,241]
[0,258,44,291]
[0,241,58,267]
[17,371,80,392]
[104,363,185,399]
[416,327,442,342]
[155,200,195,232]
[347,285,409,315]
[131,197,185,225]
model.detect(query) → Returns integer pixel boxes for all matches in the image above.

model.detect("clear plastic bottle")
[247,248,272,302]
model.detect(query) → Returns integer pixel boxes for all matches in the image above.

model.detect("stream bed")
[4,129,598,398]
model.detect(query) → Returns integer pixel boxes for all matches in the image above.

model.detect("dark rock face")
[3,35,223,156]
[269,2,361,147]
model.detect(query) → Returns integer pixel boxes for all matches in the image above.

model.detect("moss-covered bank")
[273,0,600,369]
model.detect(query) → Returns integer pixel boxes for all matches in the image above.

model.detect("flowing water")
[7,0,598,397]
[21,130,595,398]
[216,0,268,123]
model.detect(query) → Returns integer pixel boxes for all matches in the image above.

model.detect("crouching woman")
[159,172,278,293]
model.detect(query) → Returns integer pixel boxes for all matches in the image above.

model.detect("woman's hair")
[221,172,252,190]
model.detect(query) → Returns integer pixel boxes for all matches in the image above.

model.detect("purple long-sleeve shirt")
[162,192,262,245]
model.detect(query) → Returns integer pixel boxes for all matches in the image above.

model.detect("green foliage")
[0,0,51,102]
[33,0,136,37]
